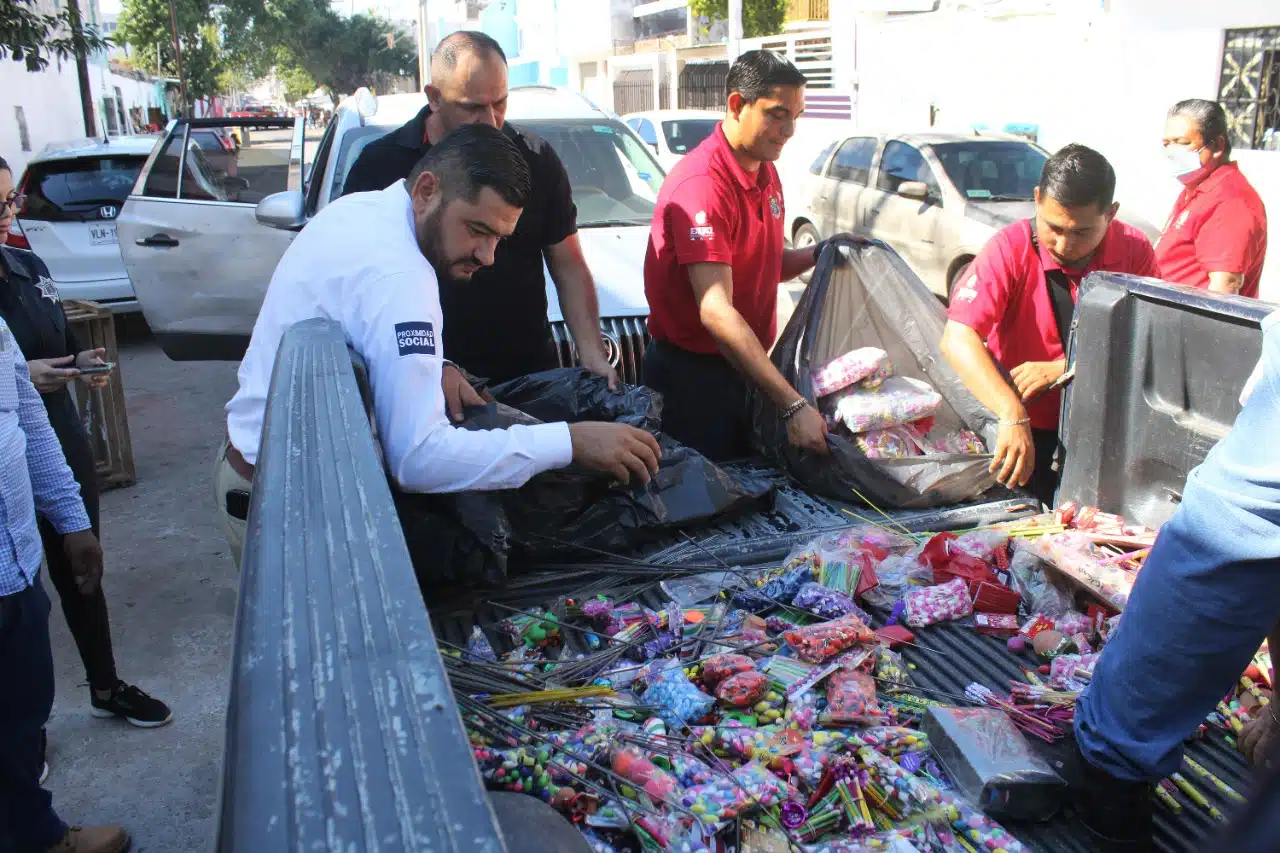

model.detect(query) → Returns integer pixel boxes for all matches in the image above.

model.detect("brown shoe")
[45,825,131,853]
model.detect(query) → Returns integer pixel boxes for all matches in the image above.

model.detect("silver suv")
[118,87,664,381]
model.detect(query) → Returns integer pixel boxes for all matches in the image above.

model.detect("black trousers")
[643,339,752,463]
[1030,427,1062,510]
[38,398,117,692]
[0,576,67,851]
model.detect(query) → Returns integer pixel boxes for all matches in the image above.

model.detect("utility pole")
[167,0,189,117]
[727,0,742,62]
[65,0,97,137]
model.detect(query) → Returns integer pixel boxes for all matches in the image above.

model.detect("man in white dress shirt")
[214,124,661,567]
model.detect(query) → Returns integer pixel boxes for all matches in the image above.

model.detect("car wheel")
[792,222,821,284]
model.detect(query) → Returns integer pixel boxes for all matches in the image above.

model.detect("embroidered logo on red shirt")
[689,209,714,240]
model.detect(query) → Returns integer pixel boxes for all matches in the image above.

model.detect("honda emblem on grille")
[99,205,119,219]
[600,331,622,367]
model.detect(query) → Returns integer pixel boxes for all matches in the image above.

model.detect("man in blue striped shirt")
[0,315,128,853]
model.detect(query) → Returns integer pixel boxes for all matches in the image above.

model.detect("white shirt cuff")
[533,422,575,472]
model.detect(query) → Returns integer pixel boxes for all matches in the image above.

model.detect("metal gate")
[678,61,728,110]
[613,68,672,115]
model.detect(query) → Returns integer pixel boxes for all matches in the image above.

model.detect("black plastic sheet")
[751,237,999,508]
[399,368,773,584]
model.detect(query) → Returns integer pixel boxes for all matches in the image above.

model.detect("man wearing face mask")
[343,31,616,392]
[941,145,1158,507]
[643,50,837,462]
[214,125,660,570]
[1156,98,1268,299]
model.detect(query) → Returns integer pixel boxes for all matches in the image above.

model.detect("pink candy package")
[833,377,943,434]
[904,578,974,628]
[811,347,893,398]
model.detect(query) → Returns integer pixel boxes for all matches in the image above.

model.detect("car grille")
[549,316,650,385]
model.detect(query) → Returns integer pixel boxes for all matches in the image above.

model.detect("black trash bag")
[404,367,774,579]
[750,237,999,508]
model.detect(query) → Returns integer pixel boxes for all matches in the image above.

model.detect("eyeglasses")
[2,193,24,211]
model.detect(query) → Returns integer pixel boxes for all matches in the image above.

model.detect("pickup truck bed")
[220,273,1269,852]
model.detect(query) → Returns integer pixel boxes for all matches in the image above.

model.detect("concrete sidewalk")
[43,329,239,853]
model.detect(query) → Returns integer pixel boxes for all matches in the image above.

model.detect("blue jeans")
[1075,312,1280,781]
[0,574,67,852]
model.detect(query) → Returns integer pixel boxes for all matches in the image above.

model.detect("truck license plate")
[90,224,118,246]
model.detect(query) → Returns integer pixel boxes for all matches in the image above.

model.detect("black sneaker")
[90,682,173,728]
[1054,738,1154,852]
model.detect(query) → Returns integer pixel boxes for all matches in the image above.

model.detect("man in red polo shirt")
[643,50,836,461]
[1156,98,1268,299]
[941,144,1158,506]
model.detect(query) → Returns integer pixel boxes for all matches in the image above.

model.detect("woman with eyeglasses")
[0,156,172,749]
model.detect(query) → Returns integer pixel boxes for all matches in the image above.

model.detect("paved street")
[43,322,238,853]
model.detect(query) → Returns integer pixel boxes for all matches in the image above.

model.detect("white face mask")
[1166,144,1208,183]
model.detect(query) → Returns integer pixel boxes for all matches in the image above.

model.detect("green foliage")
[1,0,111,70]
[293,13,417,96]
[278,62,317,104]
[117,0,224,100]
[688,0,789,39]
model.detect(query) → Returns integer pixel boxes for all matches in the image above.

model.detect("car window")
[662,119,717,154]
[329,126,391,202]
[631,118,657,146]
[808,140,838,175]
[305,120,338,215]
[20,155,147,222]
[157,123,292,204]
[931,140,1048,201]
[519,119,665,227]
[829,137,877,185]
[876,141,941,198]
[140,134,184,199]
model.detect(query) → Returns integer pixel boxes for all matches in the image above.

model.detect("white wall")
[0,60,88,178]
[853,4,1280,301]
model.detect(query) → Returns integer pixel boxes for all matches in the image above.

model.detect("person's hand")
[1240,705,1280,770]
[1010,359,1066,402]
[27,356,80,393]
[785,404,830,455]
[581,351,620,392]
[991,418,1035,488]
[441,363,486,422]
[75,347,110,389]
[62,529,104,595]
[569,422,662,485]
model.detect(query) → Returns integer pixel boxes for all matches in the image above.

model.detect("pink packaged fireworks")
[927,429,987,455]
[783,614,878,663]
[833,377,943,434]
[855,426,923,459]
[903,578,974,628]
[824,669,885,724]
[811,347,892,398]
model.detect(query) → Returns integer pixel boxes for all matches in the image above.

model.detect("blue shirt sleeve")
[15,355,90,534]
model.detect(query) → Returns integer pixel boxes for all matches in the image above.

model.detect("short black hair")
[1038,143,1116,211]
[1169,98,1232,155]
[726,50,806,103]
[433,30,507,72]
[0,155,9,174]
[407,123,529,209]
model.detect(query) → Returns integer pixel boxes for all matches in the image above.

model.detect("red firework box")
[974,613,1020,637]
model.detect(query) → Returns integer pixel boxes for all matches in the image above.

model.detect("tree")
[291,13,416,96]
[117,0,225,102]
[1,0,110,70]
[688,0,789,39]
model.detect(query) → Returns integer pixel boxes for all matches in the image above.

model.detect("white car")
[624,110,722,171]
[787,131,1160,297]
[118,87,665,381]
[7,136,162,312]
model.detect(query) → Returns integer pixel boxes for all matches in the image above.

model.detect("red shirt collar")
[712,124,770,193]
[1181,160,1239,198]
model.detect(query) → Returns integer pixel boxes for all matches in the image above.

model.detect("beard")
[416,207,484,287]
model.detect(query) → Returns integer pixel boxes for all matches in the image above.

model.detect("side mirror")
[898,181,930,201]
[256,190,306,230]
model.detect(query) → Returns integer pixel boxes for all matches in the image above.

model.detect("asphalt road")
[43,320,239,853]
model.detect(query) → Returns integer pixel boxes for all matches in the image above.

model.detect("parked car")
[624,109,722,170]
[118,87,666,382]
[5,136,161,312]
[787,132,1160,296]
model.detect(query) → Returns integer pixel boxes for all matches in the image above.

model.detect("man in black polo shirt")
[344,31,615,388]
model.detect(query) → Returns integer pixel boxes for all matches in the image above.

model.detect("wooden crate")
[63,300,137,491]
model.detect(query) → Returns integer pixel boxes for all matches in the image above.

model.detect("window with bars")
[1219,26,1280,151]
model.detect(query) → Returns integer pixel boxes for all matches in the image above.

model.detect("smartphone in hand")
[77,362,115,376]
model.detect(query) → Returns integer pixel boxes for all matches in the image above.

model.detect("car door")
[863,139,947,293]
[825,137,878,236]
[117,116,303,360]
